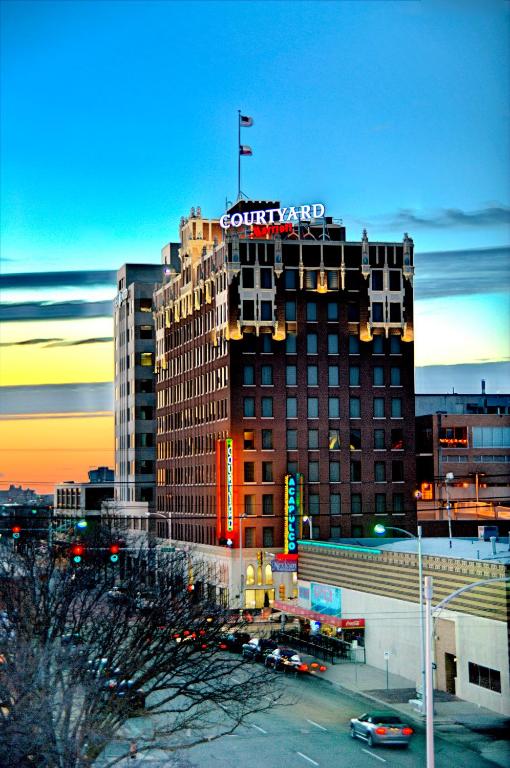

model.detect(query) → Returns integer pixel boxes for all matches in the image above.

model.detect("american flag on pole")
[239,145,252,156]
[240,114,254,127]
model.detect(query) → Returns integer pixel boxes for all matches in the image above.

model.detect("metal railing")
[270,629,365,664]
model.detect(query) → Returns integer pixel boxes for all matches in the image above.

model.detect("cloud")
[0,300,113,322]
[389,205,510,230]
[44,337,113,347]
[0,270,116,290]
[0,338,63,347]
[414,245,510,299]
[0,382,114,416]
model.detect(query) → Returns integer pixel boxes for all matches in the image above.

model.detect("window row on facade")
[157,366,229,408]
[242,459,406,484]
[157,398,229,433]
[242,363,403,387]
[243,395,404,419]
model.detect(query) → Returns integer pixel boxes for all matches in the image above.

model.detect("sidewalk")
[315,660,510,768]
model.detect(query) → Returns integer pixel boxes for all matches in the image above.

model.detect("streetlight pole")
[374,523,426,713]
[445,472,454,549]
[239,514,246,614]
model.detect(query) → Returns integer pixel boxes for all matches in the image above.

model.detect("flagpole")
[237,109,241,200]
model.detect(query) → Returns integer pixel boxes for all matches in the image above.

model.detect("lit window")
[246,565,255,586]
[244,431,255,450]
[141,352,153,367]
[329,429,340,450]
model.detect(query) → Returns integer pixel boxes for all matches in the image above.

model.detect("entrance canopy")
[272,600,365,628]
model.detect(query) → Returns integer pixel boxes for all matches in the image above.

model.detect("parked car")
[106,587,130,604]
[102,677,146,710]
[263,647,308,673]
[350,712,414,748]
[218,632,251,653]
[242,637,278,662]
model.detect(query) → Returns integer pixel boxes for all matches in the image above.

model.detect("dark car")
[102,677,146,710]
[242,637,278,661]
[218,632,251,653]
[350,712,414,748]
[264,647,308,673]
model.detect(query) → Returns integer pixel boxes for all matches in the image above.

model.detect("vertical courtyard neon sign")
[284,474,300,554]
[226,438,234,532]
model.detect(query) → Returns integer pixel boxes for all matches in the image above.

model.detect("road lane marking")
[306,719,327,731]
[362,749,386,763]
[251,724,267,734]
[297,752,319,766]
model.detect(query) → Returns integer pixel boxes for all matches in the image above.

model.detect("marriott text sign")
[220,203,325,230]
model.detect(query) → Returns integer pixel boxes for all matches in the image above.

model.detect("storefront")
[272,598,365,656]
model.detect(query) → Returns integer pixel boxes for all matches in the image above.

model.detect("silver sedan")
[350,712,414,747]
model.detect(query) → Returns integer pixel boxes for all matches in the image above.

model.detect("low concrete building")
[275,537,510,715]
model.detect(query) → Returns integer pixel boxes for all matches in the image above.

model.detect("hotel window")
[372,303,384,322]
[374,428,385,449]
[262,494,274,516]
[261,365,273,385]
[262,429,273,449]
[327,301,339,321]
[372,335,384,354]
[243,365,255,385]
[349,366,360,386]
[389,303,401,322]
[261,397,273,417]
[260,301,273,321]
[305,270,318,289]
[139,325,153,339]
[284,269,297,289]
[243,300,255,321]
[286,333,297,354]
[351,493,362,514]
[308,493,320,515]
[350,461,361,482]
[389,270,401,291]
[371,270,383,290]
[260,267,272,289]
[329,461,341,482]
[141,352,153,367]
[265,564,273,584]
[374,398,385,418]
[243,397,255,417]
[242,267,254,288]
[245,528,255,548]
[245,564,255,585]
[329,429,340,450]
[286,365,297,386]
[287,397,297,419]
[468,662,501,693]
[307,397,319,419]
[349,335,360,354]
[287,429,297,450]
[391,398,402,418]
[375,461,386,482]
[285,301,297,321]
[375,494,386,514]
[392,460,404,482]
[308,429,319,449]
[307,333,318,354]
[139,298,152,312]
[287,461,298,475]
[261,334,272,353]
[306,302,318,321]
[308,461,319,483]
[307,365,318,386]
[373,366,384,386]
[262,462,273,482]
[244,495,255,515]
[328,333,339,354]
[243,430,255,450]
[349,397,360,419]
[391,428,404,450]
[328,365,339,386]
[330,494,341,515]
[390,367,401,386]
[390,335,401,354]
[392,493,404,513]
[263,527,274,547]
[244,462,255,483]
[347,304,360,322]
[350,429,361,450]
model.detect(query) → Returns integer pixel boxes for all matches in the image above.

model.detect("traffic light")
[71,544,84,564]
[257,551,263,567]
[31,508,37,515]
[12,526,21,539]
[109,544,120,563]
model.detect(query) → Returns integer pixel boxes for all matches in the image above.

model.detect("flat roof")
[370,537,509,564]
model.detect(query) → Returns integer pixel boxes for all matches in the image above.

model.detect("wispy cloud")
[0,338,63,347]
[44,337,113,347]
[0,383,113,416]
[0,300,113,322]
[0,270,116,290]
[389,204,510,230]
[415,245,510,299]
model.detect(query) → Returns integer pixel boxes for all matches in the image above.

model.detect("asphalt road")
[179,672,499,768]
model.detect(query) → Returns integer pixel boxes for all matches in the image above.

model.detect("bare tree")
[0,536,284,767]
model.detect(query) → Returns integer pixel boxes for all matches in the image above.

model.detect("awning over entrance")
[273,600,365,629]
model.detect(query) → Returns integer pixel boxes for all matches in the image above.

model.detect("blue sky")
[1,0,509,387]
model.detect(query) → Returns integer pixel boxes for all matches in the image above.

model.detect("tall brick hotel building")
[153,200,416,598]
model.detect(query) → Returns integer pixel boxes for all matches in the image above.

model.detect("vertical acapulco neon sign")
[226,439,234,532]
[284,474,301,555]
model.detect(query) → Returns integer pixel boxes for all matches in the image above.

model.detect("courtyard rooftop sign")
[220,203,325,229]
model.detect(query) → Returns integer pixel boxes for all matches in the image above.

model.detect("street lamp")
[238,514,247,614]
[374,523,425,713]
[424,575,510,768]
[302,515,313,540]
